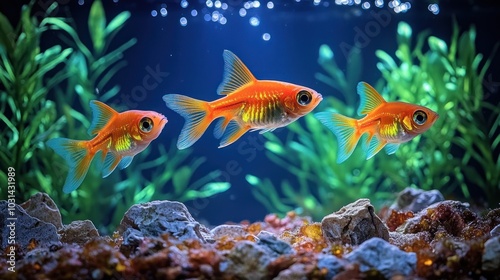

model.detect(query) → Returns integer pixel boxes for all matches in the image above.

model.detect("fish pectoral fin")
[119,156,134,170]
[364,136,387,160]
[102,152,122,178]
[356,82,387,116]
[216,50,257,95]
[314,112,360,163]
[219,120,249,148]
[88,100,119,136]
[384,143,400,155]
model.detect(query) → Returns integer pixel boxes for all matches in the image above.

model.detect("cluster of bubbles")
[146,0,441,40]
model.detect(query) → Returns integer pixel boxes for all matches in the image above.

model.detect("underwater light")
[267,1,274,9]
[249,16,260,26]
[428,3,440,15]
[160,7,167,17]
[151,10,158,17]
[180,17,187,26]
[262,33,271,41]
[215,0,222,8]
[239,8,247,17]
[181,0,189,8]
[191,9,198,16]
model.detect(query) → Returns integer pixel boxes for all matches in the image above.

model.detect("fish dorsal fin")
[216,50,257,95]
[357,82,386,116]
[88,100,119,136]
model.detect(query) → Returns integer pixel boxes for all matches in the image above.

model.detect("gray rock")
[491,225,500,237]
[122,228,145,247]
[118,200,213,243]
[59,220,99,245]
[345,237,417,278]
[20,192,63,230]
[273,263,308,280]
[0,201,60,251]
[317,254,345,279]
[391,187,444,213]
[257,231,294,257]
[211,224,248,240]
[219,241,273,280]
[482,236,500,272]
[321,199,389,245]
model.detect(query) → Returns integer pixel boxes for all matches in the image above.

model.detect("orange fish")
[163,50,323,149]
[47,100,167,193]
[315,82,439,163]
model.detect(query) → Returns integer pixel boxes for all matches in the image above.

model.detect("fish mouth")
[160,116,168,125]
[317,93,323,101]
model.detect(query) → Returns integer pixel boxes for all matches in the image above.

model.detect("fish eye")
[297,90,312,106]
[139,117,154,133]
[413,110,427,125]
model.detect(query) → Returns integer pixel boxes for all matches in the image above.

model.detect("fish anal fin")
[216,50,257,95]
[119,156,134,169]
[364,136,387,160]
[219,120,249,148]
[385,143,400,155]
[214,117,231,139]
[357,82,387,116]
[314,112,360,163]
[88,100,119,136]
[102,152,122,178]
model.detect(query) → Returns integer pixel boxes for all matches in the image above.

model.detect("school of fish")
[48,50,439,192]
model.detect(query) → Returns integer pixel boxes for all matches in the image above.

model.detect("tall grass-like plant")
[248,21,499,219]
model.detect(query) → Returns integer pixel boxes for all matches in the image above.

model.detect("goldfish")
[47,100,167,193]
[163,50,323,149]
[315,82,439,163]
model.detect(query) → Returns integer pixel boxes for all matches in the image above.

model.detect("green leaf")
[0,11,15,54]
[88,0,106,54]
[428,36,448,56]
[105,11,130,36]
[172,166,191,194]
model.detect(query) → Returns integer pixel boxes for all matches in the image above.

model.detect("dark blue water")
[3,0,499,226]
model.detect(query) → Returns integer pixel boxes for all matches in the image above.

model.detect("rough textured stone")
[391,187,444,213]
[59,220,99,245]
[118,200,213,242]
[273,263,309,280]
[211,224,248,240]
[257,231,294,256]
[321,199,389,245]
[20,192,63,230]
[317,254,345,279]
[345,237,417,278]
[219,241,273,280]
[0,201,60,251]
[482,236,500,272]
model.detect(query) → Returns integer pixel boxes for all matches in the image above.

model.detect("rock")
[118,200,213,243]
[391,187,444,213]
[482,236,500,272]
[321,199,389,245]
[219,241,273,280]
[257,231,294,256]
[211,224,248,240]
[401,200,475,237]
[59,220,99,245]
[273,263,310,280]
[0,201,60,251]
[491,225,500,237]
[317,254,345,279]
[20,192,63,230]
[345,237,417,278]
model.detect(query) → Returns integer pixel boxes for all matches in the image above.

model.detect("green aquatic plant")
[249,21,499,218]
[0,1,230,232]
[0,3,73,199]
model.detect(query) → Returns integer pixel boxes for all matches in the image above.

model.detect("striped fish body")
[163,50,322,149]
[315,82,438,163]
[46,101,167,193]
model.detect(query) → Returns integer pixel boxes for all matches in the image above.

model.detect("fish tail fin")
[315,112,360,163]
[163,94,213,149]
[46,138,93,193]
